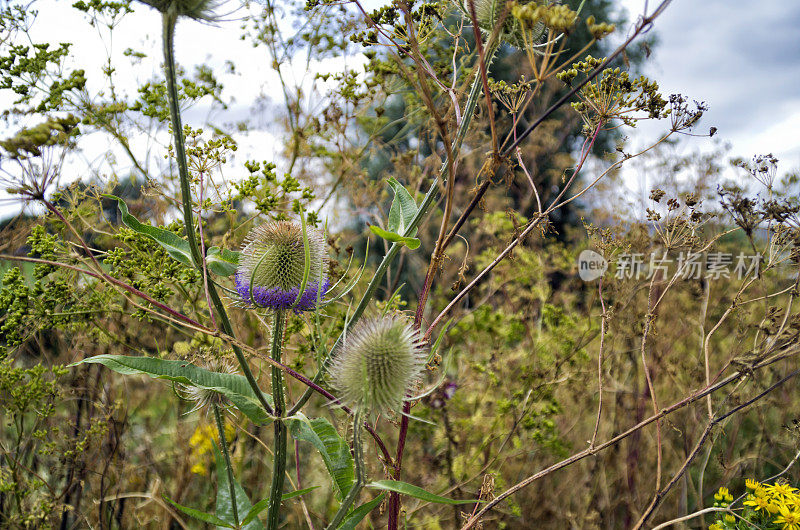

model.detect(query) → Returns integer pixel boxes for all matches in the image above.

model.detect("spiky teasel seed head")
[461,0,565,50]
[235,221,329,312]
[178,357,238,415]
[135,0,223,21]
[330,316,426,417]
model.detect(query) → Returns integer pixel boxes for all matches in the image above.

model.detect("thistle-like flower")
[135,0,223,21]
[235,221,329,311]
[330,316,426,417]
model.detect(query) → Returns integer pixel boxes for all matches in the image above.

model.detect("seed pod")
[330,316,426,417]
[235,221,329,311]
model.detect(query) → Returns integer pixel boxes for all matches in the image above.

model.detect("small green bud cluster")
[511,2,577,34]
[556,56,669,132]
[330,315,426,417]
[585,15,615,40]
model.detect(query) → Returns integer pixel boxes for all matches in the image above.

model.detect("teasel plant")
[0,0,726,527]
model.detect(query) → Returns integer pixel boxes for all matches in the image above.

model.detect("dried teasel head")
[329,315,426,417]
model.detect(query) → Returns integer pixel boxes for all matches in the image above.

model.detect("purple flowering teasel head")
[329,315,426,417]
[235,221,329,311]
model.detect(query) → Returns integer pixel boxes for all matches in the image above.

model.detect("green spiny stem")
[325,411,365,530]
[162,12,201,268]
[266,309,287,530]
[160,13,274,417]
[287,43,497,417]
[213,403,239,529]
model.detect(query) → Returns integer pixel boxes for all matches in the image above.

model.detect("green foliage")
[0,115,80,159]
[288,414,355,501]
[75,355,274,424]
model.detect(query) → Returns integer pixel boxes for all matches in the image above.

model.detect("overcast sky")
[1,0,798,218]
[619,0,800,166]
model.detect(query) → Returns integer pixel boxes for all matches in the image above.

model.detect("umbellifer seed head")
[235,221,329,311]
[330,316,426,417]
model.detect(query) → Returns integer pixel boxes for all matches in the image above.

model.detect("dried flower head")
[135,0,223,21]
[330,316,426,417]
[178,357,237,415]
[235,221,329,311]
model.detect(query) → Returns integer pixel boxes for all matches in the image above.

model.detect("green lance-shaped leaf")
[105,194,240,276]
[163,497,232,528]
[74,355,273,425]
[386,177,418,234]
[368,225,421,250]
[207,246,240,276]
[336,493,385,530]
[369,177,421,249]
[287,414,355,500]
[240,487,320,526]
[104,194,193,267]
[366,480,483,505]
[214,447,265,529]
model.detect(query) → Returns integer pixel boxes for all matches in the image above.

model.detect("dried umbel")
[330,316,426,417]
[135,0,223,21]
[235,221,329,311]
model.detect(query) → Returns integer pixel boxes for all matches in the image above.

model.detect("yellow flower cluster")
[709,480,800,530]
[188,422,236,475]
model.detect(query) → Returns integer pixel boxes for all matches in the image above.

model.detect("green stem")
[162,12,201,267]
[160,12,274,417]
[287,43,497,417]
[325,411,365,530]
[266,309,287,530]
[214,403,239,529]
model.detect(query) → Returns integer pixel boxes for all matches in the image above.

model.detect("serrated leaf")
[214,447,264,529]
[163,496,232,527]
[386,177,418,235]
[368,225,421,250]
[336,493,385,530]
[288,414,354,500]
[73,355,273,425]
[207,247,239,276]
[366,480,481,505]
[104,194,193,267]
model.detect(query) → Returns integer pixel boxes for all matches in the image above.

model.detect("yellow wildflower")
[188,421,236,475]
[708,524,722,530]
[746,479,761,490]
[774,504,800,530]
[745,495,772,512]
[768,483,799,499]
